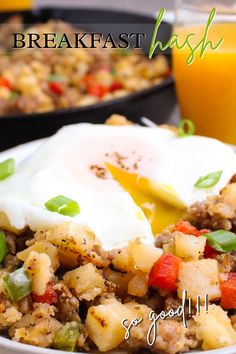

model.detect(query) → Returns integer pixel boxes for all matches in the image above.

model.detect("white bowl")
[1,335,236,354]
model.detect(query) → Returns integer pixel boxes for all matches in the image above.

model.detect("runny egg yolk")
[106,163,186,234]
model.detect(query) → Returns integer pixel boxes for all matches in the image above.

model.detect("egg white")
[0,123,235,250]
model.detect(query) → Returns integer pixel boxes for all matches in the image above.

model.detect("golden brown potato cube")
[175,232,206,260]
[86,298,133,351]
[194,304,236,350]
[63,263,105,301]
[17,241,59,271]
[105,114,132,126]
[112,240,162,274]
[46,222,95,267]
[24,251,53,296]
[10,303,61,348]
[112,246,134,273]
[178,259,221,302]
[128,271,148,297]
[129,240,162,273]
[103,268,132,298]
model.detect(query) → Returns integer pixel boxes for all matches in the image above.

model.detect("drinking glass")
[0,0,32,11]
[173,0,236,144]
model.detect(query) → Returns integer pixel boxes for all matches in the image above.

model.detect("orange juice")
[173,23,236,144]
[0,0,32,11]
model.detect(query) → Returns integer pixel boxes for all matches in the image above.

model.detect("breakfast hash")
[0,17,170,115]
[0,116,236,353]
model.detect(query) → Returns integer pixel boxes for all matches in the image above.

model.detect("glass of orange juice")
[173,0,236,144]
[0,0,32,11]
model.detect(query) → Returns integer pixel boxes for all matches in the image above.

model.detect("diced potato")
[63,263,105,301]
[17,241,59,270]
[0,87,11,99]
[175,232,206,260]
[112,239,162,274]
[24,251,53,296]
[124,302,151,320]
[0,307,22,329]
[112,246,134,273]
[178,259,221,302]
[105,114,132,126]
[194,304,236,350]
[46,222,95,267]
[128,272,148,297]
[152,55,169,76]
[129,240,163,273]
[0,270,8,293]
[15,73,40,95]
[103,268,132,298]
[123,303,154,344]
[221,183,236,207]
[86,298,134,351]
[10,304,61,348]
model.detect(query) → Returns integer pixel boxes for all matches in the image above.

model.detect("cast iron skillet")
[0,8,175,151]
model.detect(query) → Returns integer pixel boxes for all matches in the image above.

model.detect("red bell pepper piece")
[0,77,12,90]
[110,81,124,92]
[148,253,181,292]
[82,73,110,98]
[220,273,236,309]
[174,220,208,237]
[203,243,219,259]
[174,221,218,258]
[32,282,58,304]
[48,81,64,95]
[87,83,108,98]
[82,74,93,85]
[164,68,172,78]
[174,220,199,235]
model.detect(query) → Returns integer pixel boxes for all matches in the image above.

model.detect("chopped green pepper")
[0,231,7,263]
[110,68,116,76]
[54,322,80,352]
[10,92,19,100]
[48,74,64,82]
[3,267,32,302]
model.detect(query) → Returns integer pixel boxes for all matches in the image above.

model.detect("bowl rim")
[1,334,236,354]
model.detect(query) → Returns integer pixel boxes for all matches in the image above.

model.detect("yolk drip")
[106,163,186,235]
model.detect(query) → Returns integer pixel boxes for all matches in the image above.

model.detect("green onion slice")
[45,195,80,217]
[204,230,236,253]
[0,158,15,181]
[178,119,195,137]
[194,170,223,189]
[3,267,32,302]
[0,231,7,263]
